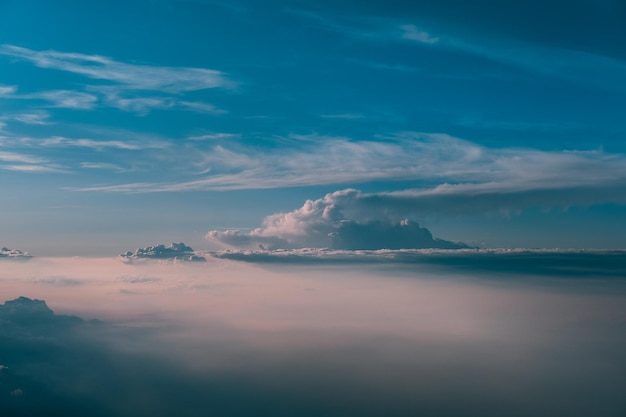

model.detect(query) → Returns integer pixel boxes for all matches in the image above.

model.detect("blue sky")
[1,0,626,255]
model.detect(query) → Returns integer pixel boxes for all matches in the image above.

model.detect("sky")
[1,0,626,255]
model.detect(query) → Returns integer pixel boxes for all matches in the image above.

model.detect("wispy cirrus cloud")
[0,151,46,164]
[293,10,626,91]
[80,162,128,173]
[187,132,240,141]
[0,85,17,96]
[38,136,168,151]
[0,156,68,173]
[0,45,232,115]
[290,10,440,45]
[320,113,365,120]
[11,111,52,125]
[400,24,440,44]
[69,132,626,217]
[32,90,99,109]
[0,86,98,109]
[0,45,233,93]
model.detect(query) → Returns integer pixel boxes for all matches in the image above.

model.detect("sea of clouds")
[1,254,625,416]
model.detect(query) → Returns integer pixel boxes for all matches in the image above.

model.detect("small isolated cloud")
[207,190,468,250]
[80,162,128,173]
[0,247,33,259]
[400,24,440,44]
[188,132,240,141]
[11,111,51,125]
[32,90,98,109]
[120,243,206,262]
[178,101,226,115]
[0,85,18,96]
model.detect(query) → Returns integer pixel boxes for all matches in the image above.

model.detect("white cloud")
[400,24,439,44]
[207,189,468,250]
[188,132,240,141]
[0,150,66,173]
[12,111,52,125]
[0,45,232,93]
[0,151,46,164]
[80,162,128,172]
[39,136,167,151]
[69,132,626,209]
[291,11,441,46]
[31,90,98,109]
[2,164,67,173]
[0,85,97,109]
[107,96,174,115]
[320,113,365,119]
[178,101,227,114]
[0,85,17,95]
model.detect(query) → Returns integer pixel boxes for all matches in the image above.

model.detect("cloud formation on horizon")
[207,190,468,250]
[120,242,206,262]
[0,247,32,259]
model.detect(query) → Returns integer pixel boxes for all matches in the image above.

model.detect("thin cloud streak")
[38,136,168,151]
[2,164,68,173]
[68,133,626,213]
[294,10,626,91]
[0,45,233,93]
[0,151,67,173]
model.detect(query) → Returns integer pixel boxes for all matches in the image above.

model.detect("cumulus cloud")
[0,247,32,259]
[120,242,206,262]
[207,190,468,250]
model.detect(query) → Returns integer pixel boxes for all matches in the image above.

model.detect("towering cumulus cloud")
[207,189,468,250]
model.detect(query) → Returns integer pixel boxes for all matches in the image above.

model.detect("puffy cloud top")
[0,247,32,259]
[120,242,206,262]
[207,189,468,250]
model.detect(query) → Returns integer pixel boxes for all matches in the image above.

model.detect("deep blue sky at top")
[1,0,625,255]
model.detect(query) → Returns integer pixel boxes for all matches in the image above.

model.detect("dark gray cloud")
[210,248,626,278]
[120,242,205,262]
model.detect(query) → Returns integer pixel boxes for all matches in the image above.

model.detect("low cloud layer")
[0,247,32,259]
[120,242,205,262]
[1,258,626,417]
[207,190,468,250]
